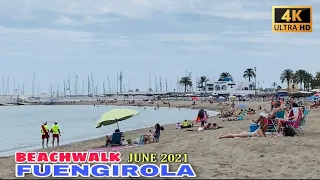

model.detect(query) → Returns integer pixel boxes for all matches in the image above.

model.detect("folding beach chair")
[298,109,309,135]
[266,110,285,133]
[286,108,303,136]
[110,132,123,146]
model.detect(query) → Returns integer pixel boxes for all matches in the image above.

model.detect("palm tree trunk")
[300,81,302,91]
[249,77,251,82]
[287,80,290,93]
[184,85,187,93]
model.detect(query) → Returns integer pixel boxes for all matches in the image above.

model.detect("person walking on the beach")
[198,107,206,127]
[50,121,61,147]
[41,122,50,148]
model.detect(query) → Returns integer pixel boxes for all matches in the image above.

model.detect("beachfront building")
[205,78,255,96]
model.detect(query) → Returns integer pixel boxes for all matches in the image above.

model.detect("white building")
[205,78,255,96]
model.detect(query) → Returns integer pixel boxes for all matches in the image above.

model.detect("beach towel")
[87,146,134,152]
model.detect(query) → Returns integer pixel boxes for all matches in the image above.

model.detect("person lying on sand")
[186,123,223,131]
[212,123,223,129]
[219,129,266,139]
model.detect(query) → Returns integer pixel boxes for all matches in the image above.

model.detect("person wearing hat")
[50,121,61,147]
[41,122,50,148]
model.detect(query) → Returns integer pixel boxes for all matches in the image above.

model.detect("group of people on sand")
[40,121,61,148]
[175,107,223,132]
[105,123,163,146]
[219,100,306,139]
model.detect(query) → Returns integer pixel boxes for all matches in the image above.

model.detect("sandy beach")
[1,100,320,179]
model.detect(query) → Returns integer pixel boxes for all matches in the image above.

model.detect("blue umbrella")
[218,96,225,100]
[238,104,247,109]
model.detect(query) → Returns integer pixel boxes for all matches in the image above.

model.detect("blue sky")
[0,0,319,94]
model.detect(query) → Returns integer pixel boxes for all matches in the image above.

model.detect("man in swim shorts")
[50,121,61,147]
[41,122,50,148]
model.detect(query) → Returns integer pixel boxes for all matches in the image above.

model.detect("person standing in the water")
[198,107,206,127]
[41,122,50,148]
[50,121,61,147]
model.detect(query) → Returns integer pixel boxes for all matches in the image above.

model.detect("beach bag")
[283,124,296,137]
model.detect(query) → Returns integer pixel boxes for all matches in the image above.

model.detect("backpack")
[283,124,296,137]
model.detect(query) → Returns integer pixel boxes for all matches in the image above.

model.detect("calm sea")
[0,105,199,156]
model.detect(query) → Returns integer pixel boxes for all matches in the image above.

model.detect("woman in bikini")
[219,129,266,139]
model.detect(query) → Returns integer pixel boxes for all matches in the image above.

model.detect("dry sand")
[1,101,320,179]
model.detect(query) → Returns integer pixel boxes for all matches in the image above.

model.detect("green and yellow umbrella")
[96,109,140,129]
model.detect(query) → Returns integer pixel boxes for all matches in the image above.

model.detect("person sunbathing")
[212,123,223,129]
[219,129,266,139]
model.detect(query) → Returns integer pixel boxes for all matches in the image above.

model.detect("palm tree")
[197,76,209,91]
[280,69,294,93]
[179,76,193,93]
[316,71,320,79]
[219,72,232,80]
[243,68,256,81]
[303,72,313,91]
[295,69,306,90]
[272,82,277,91]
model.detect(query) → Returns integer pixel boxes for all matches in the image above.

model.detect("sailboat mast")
[75,74,78,96]
[17,83,20,95]
[107,77,111,93]
[2,76,4,95]
[6,76,9,95]
[116,72,119,93]
[32,72,35,97]
[87,76,90,95]
[67,71,71,96]
[90,73,94,96]
[37,83,40,96]
[103,81,106,94]
[13,78,16,95]
[57,84,59,97]
[63,79,66,96]
[128,78,130,91]
[165,78,168,92]
[159,77,162,92]
[21,81,25,95]
[82,80,84,95]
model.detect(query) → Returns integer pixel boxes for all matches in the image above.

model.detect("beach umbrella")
[218,96,225,100]
[229,95,236,101]
[238,104,247,109]
[314,93,320,96]
[96,109,140,129]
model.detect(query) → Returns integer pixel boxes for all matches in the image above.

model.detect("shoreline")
[1,101,320,178]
